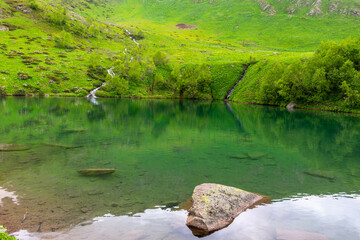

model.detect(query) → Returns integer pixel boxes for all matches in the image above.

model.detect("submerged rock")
[247,152,267,160]
[0,144,30,151]
[44,143,83,149]
[228,154,249,159]
[62,129,87,133]
[77,168,116,176]
[186,183,268,237]
[228,152,267,160]
[303,170,335,180]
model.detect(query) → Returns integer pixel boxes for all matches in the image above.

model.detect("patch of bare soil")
[176,23,197,29]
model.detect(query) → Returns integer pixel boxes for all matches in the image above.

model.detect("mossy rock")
[13,89,26,96]
[71,87,79,93]
[17,71,32,80]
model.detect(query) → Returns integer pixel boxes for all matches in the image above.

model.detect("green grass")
[73,0,360,51]
[1,0,360,111]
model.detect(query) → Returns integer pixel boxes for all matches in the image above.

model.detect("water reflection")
[0,98,360,238]
[12,194,360,240]
[0,187,18,206]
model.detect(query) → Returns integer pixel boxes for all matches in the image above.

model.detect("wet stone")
[0,143,30,151]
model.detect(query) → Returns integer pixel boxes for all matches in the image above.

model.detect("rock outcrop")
[0,25,9,31]
[308,0,323,16]
[286,102,296,110]
[186,183,268,236]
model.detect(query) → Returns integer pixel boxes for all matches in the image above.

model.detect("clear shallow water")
[0,97,360,239]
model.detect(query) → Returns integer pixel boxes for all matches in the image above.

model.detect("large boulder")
[186,183,268,236]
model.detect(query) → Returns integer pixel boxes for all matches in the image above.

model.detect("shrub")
[340,81,360,107]
[131,29,145,40]
[0,226,18,240]
[256,37,360,107]
[153,51,168,67]
[13,89,26,96]
[54,31,75,49]
[29,0,39,10]
[0,86,6,97]
[173,64,212,99]
[107,76,129,95]
[95,90,111,97]
[154,73,166,90]
[75,89,89,96]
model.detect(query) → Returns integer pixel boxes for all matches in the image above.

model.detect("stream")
[225,66,248,100]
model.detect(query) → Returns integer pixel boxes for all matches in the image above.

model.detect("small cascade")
[107,66,115,78]
[87,82,106,99]
[225,67,248,101]
[87,67,115,102]
[125,29,139,46]
[132,38,139,46]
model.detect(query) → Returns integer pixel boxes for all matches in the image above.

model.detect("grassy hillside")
[1,0,360,112]
[70,0,360,51]
[0,0,285,99]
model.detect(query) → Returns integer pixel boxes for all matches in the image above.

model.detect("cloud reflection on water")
[14,193,360,240]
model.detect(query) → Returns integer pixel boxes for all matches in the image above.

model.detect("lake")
[0,97,360,240]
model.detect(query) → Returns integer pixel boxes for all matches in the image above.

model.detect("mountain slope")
[1,0,360,112]
[68,0,360,51]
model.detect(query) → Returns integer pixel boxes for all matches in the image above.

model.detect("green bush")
[340,81,360,107]
[0,226,18,240]
[131,29,145,40]
[172,64,212,99]
[13,89,26,96]
[75,89,89,96]
[95,90,111,97]
[0,86,6,97]
[106,76,129,95]
[154,73,166,90]
[153,51,168,67]
[29,0,39,10]
[257,37,360,107]
[54,31,75,49]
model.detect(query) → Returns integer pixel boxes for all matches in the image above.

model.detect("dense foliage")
[0,226,18,240]
[257,38,360,108]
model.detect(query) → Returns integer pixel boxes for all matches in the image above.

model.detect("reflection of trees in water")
[231,104,360,176]
[2,98,360,234]
[87,105,106,122]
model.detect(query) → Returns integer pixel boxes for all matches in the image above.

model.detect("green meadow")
[1,0,360,112]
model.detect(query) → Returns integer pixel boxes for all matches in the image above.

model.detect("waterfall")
[87,82,106,99]
[225,66,248,101]
[87,67,115,100]
[107,67,115,78]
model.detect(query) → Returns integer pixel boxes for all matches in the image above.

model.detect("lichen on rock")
[186,183,269,237]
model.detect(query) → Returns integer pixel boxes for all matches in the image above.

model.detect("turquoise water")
[0,97,360,239]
